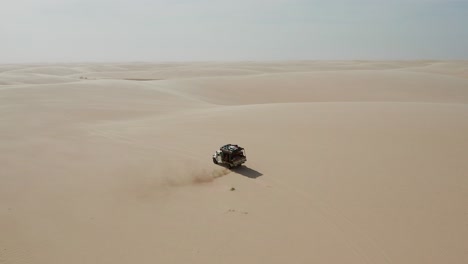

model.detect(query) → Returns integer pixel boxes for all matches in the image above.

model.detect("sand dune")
[1,61,467,264]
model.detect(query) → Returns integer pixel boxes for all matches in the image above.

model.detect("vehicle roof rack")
[221,144,243,153]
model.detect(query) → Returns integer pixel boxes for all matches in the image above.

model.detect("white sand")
[1,61,467,263]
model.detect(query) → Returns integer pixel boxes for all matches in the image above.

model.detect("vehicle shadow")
[230,166,263,179]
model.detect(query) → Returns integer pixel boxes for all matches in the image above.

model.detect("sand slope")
[1,61,468,264]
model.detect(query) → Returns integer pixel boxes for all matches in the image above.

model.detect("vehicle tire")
[212,157,218,164]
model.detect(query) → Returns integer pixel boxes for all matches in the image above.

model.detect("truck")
[212,144,246,168]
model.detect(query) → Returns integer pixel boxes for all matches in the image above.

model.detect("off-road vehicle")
[212,144,246,168]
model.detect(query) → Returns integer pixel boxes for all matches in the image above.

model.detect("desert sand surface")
[1,61,468,264]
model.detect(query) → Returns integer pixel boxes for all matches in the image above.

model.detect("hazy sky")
[1,0,468,62]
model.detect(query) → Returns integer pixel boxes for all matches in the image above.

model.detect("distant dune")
[1,61,467,264]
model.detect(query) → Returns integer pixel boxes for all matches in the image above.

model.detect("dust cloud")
[116,160,231,199]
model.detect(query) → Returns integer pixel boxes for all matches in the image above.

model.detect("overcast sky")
[1,0,468,63]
